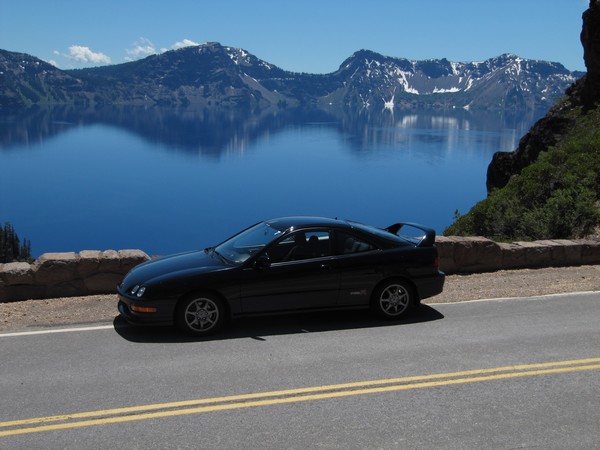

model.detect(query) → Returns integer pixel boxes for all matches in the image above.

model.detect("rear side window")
[336,232,376,255]
[349,222,413,246]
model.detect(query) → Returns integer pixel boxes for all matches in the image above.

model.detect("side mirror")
[254,254,271,269]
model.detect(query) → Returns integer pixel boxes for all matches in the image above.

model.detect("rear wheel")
[372,280,415,319]
[175,294,225,336]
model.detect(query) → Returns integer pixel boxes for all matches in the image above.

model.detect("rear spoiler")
[385,223,436,248]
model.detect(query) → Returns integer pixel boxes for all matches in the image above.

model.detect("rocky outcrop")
[582,0,600,105]
[486,100,577,191]
[0,250,149,301]
[487,0,600,192]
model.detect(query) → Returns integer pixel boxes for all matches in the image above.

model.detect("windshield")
[214,222,284,265]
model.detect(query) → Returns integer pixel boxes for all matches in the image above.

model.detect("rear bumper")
[413,271,445,301]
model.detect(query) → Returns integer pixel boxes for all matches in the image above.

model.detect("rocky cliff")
[582,0,600,105]
[487,0,600,192]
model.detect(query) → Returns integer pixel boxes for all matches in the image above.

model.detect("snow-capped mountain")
[322,50,582,110]
[0,43,584,110]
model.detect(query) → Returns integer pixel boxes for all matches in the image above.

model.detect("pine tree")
[0,222,32,263]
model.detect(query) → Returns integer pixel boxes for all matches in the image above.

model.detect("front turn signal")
[131,305,158,313]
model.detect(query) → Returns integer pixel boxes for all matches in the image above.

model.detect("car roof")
[265,216,351,231]
[264,216,414,246]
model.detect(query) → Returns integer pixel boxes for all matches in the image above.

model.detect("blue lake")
[0,106,542,257]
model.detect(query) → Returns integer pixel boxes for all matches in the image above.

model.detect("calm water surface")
[0,106,542,257]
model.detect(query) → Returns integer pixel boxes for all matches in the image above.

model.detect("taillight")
[433,255,440,268]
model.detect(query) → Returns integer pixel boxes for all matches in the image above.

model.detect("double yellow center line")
[2,357,600,437]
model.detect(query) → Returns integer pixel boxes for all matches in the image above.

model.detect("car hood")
[121,250,228,288]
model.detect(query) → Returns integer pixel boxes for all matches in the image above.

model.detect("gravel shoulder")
[1,265,600,332]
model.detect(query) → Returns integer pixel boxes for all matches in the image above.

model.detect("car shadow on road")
[112,305,444,343]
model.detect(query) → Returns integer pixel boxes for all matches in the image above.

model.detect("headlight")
[130,285,146,297]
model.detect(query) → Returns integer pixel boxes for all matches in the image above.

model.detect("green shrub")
[445,106,600,241]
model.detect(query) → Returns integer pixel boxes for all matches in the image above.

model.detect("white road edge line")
[0,325,115,338]
[427,290,600,305]
[2,291,598,338]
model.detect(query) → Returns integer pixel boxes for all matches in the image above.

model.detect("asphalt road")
[1,293,599,449]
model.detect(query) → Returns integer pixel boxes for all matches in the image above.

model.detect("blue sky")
[0,0,590,73]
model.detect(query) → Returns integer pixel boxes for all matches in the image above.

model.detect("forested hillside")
[446,0,600,241]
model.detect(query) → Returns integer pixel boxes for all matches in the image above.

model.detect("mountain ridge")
[0,43,584,110]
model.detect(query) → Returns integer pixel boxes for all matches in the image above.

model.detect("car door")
[240,229,340,313]
[331,231,383,306]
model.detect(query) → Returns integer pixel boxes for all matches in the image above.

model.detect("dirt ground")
[1,265,600,332]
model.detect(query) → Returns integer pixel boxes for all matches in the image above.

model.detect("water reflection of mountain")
[0,105,543,156]
[330,106,544,155]
[0,106,333,157]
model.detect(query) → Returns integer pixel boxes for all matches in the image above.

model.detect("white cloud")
[123,37,199,61]
[64,45,111,64]
[172,39,200,50]
[160,39,201,53]
[125,38,156,61]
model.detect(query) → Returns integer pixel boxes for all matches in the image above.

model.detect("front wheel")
[175,294,225,336]
[371,280,415,319]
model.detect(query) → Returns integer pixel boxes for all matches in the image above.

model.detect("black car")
[117,217,445,335]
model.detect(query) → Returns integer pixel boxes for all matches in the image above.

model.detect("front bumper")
[117,293,175,325]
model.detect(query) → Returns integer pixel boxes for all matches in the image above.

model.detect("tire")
[371,279,415,319]
[175,294,225,336]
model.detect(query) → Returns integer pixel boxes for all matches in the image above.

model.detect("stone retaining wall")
[0,250,150,302]
[1,237,600,301]
[435,237,600,274]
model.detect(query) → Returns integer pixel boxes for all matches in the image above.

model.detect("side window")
[270,230,331,263]
[336,232,376,254]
